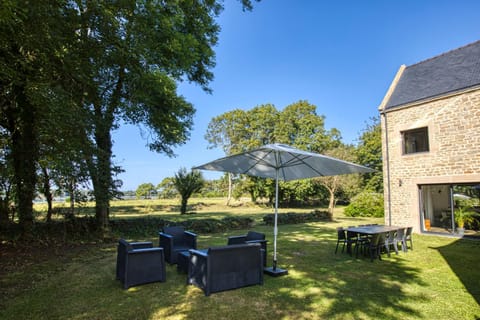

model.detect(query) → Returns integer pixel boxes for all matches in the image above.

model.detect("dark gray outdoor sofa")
[187,243,264,296]
[227,230,268,266]
[116,239,166,289]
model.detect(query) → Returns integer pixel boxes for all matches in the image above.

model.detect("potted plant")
[454,200,479,235]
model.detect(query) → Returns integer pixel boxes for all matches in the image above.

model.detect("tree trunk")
[68,179,75,219]
[89,68,124,233]
[226,173,232,205]
[326,183,337,220]
[10,86,38,238]
[46,193,53,222]
[0,196,11,227]
[92,118,113,232]
[328,192,335,215]
[63,178,75,221]
[0,178,13,228]
[249,190,257,203]
[41,166,54,222]
[180,197,188,214]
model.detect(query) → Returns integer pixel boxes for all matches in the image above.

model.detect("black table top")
[345,225,404,235]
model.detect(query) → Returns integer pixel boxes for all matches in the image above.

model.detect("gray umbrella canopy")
[195,143,374,181]
[194,143,374,275]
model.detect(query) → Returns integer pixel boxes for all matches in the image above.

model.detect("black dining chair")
[366,233,385,261]
[335,227,347,254]
[355,226,371,257]
[384,230,398,257]
[394,228,407,252]
[405,227,413,251]
[346,227,360,256]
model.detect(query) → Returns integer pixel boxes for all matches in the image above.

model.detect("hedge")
[263,209,331,225]
[0,216,255,243]
[111,216,255,237]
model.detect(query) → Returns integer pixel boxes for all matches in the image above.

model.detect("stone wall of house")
[380,88,480,231]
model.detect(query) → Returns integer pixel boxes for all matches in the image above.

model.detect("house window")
[402,127,429,154]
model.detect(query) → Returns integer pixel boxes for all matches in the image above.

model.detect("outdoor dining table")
[345,225,403,235]
[344,225,404,254]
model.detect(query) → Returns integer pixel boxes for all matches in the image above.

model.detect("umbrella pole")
[273,169,279,270]
[264,167,288,277]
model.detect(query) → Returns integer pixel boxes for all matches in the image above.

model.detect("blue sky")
[112,0,480,191]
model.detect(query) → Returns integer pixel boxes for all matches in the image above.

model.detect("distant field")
[33,197,323,224]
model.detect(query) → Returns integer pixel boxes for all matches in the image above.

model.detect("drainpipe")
[378,65,405,227]
[381,111,393,226]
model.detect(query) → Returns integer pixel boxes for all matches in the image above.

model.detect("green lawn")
[1,198,479,320]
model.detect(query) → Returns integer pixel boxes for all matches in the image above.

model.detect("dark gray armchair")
[159,226,197,264]
[227,231,268,266]
[188,243,263,296]
[116,239,166,289]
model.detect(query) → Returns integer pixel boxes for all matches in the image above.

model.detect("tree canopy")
[205,100,342,154]
[136,183,156,199]
[205,100,345,205]
[356,117,383,192]
[0,0,260,237]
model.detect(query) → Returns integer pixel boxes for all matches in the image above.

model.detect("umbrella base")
[264,266,288,277]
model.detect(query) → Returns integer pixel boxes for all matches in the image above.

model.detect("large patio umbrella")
[194,143,374,276]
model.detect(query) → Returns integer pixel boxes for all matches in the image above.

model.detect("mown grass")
[1,198,479,320]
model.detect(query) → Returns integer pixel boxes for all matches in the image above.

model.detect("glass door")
[419,183,480,237]
[420,184,453,234]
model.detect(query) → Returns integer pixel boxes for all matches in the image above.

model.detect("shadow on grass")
[181,224,425,320]
[111,204,175,215]
[0,224,455,320]
[111,201,217,215]
[434,238,480,305]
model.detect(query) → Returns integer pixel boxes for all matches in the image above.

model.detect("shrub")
[0,216,257,243]
[110,216,254,237]
[344,191,384,217]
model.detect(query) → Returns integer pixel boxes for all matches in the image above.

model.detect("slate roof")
[384,40,480,110]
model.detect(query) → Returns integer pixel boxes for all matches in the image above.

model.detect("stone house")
[378,40,480,237]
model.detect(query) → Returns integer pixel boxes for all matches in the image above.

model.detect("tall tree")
[316,145,361,216]
[276,100,342,152]
[356,117,383,192]
[206,108,252,154]
[136,183,156,199]
[157,177,177,199]
[205,100,343,203]
[0,1,78,235]
[205,105,277,202]
[37,97,90,222]
[1,0,259,236]
[73,1,258,231]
